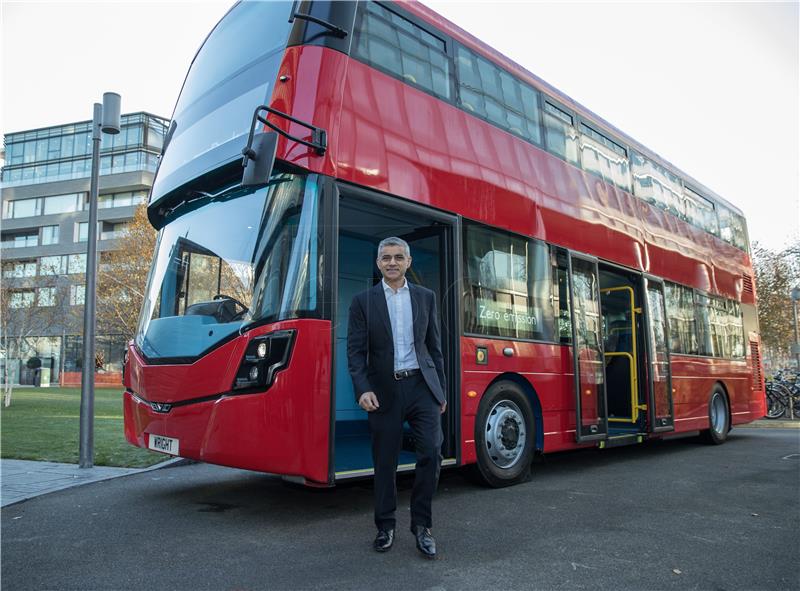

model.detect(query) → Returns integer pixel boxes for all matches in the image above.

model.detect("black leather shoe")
[411,525,436,559]
[373,529,394,552]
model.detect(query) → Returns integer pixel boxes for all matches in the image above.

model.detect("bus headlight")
[232,330,295,391]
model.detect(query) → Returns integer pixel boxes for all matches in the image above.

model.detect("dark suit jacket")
[347,281,446,411]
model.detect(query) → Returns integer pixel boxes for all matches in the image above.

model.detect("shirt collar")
[382,278,408,294]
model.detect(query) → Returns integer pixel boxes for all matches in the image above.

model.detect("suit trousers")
[368,372,443,531]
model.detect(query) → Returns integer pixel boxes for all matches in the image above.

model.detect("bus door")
[397,225,459,460]
[643,276,675,432]
[333,188,459,480]
[568,253,608,442]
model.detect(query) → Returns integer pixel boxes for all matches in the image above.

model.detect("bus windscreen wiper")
[289,11,348,38]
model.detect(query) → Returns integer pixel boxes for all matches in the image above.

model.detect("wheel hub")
[485,400,526,469]
[500,418,519,449]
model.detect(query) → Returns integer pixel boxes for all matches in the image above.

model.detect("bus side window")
[552,250,571,344]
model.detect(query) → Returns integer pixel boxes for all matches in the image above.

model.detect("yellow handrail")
[601,286,639,423]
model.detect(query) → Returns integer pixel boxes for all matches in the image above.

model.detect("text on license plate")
[148,434,179,455]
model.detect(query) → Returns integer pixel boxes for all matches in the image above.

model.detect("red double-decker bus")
[123,0,765,487]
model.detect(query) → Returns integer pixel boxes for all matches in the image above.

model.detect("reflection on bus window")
[464,223,554,341]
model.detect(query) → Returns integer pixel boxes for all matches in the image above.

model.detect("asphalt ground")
[2,428,798,591]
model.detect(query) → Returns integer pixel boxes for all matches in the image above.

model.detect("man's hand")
[440,401,447,415]
[359,391,380,412]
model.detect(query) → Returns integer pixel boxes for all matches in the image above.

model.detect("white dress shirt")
[382,278,419,371]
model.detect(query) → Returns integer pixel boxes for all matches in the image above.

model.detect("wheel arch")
[484,372,544,452]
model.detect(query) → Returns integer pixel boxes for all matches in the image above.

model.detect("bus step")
[599,434,645,449]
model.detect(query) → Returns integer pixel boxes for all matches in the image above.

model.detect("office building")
[1,112,168,385]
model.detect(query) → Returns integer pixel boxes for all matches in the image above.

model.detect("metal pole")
[79,103,102,469]
[791,292,800,420]
[793,293,800,369]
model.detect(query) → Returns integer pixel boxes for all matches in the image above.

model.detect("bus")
[123,0,765,487]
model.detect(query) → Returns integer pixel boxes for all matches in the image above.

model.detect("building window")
[146,124,163,151]
[463,222,554,341]
[100,221,128,240]
[41,225,60,246]
[6,141,24,165]
[42,193,83,215]
[37,287,57,307]
[75,222,89,242]
[2,260,37,278]
[40,256,65,276]
[2,231,39,248]
[98,190,147,209]
[63,334,126,372]
[70,284,86,306]
[3,197,41,219]
[67,254,87,274]
[9,290,35,308]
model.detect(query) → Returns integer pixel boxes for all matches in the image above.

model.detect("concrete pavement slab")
[0,457,184,507]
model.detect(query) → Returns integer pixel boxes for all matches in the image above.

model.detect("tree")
[753,239,800,369]
[0,280,76,406]
[97,203,157,340]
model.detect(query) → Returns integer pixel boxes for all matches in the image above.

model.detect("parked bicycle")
[765,369,800,419]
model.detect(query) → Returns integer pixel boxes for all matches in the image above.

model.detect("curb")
[738,420,800,429]
[1,456,196,508]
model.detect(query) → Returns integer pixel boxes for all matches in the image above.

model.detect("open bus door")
[643,276,675,433]
[568,253,608,442]
[397,224,459,461]
[332,188,459,482]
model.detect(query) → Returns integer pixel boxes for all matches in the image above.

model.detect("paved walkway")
[0,457,181,508]
[739,418,800,429]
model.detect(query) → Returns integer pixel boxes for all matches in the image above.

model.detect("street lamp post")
[79,92,121,469]
[791,287,800,421]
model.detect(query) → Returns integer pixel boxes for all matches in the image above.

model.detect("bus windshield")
[150,0,293,204]
[136,173,321,360]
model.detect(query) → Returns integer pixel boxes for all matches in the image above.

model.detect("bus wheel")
[473,381,535,487]
[702,387,730,445]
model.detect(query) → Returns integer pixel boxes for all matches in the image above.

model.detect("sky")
[2,0,798,251]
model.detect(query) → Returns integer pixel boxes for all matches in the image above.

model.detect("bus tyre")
[473,381,535,488]
[702,387,730,445]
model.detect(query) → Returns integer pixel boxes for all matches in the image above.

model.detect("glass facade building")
[2,113,164,186]
[1,112,168,386]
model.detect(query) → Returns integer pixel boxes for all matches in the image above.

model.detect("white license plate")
[148,434,179,455]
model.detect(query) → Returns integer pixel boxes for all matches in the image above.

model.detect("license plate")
[148,434,179,456]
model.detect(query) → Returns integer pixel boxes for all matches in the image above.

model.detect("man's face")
[376,244,411,283]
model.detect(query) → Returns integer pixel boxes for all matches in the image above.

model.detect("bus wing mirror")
[241,131,278,188]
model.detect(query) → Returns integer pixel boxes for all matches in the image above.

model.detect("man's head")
[376,237,412,285]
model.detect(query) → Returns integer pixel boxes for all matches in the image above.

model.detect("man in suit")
[347,236,446,559]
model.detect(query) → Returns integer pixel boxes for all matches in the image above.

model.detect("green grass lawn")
[0,387,165,468]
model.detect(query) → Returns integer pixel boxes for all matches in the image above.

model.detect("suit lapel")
[372,282,393,339]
